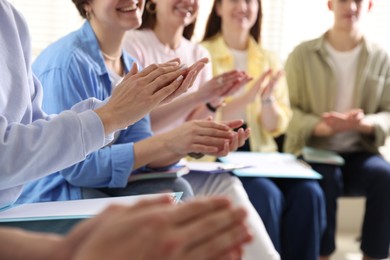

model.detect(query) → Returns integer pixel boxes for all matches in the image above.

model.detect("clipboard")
[219,152,322,179]
[0,193,182,223]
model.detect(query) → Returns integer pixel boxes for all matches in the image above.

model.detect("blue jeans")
[309,152,390,259]
[239,177,326,260]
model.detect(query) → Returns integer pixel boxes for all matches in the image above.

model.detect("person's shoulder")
[292,37,320,55]
[285,36,323,65]
[32,31,88,75]
[201,35,221,52]
[364,39,390,63]
[180,37,210,59]
[125,29,154,46]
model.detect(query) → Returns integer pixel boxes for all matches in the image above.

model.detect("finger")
[148,65,188,90]
[255,69,272,86]
[155,73,185,104]
[183,208,249,258]
[128,62,139,76]
[165,57,181,64]
[215,140,231,157]
[221,76,253,97]
[220,119,244,129]
[244,128,251,139]
[191,135,230,150]
[163,62,206,102]
[195,120,231,131]
[191,127,233,141]
[188,143,220,155]
[219,83,241,97]
[182,61,206,87]
[203,225,252,260]
[188,57,209,68]
[213,247,244,260]
[122,195,174,213]
[214,71,245,86]
[239,128,248,147]
[168,197,232,225]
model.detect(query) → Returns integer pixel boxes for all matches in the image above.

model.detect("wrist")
[187,152,205,159]
[356,120,374,135]
[205,102,218,113]
[261,96,275,105]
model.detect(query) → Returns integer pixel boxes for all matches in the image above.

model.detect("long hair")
[72,0,90,19]
[203,0,262,43]
[138,0,196,40]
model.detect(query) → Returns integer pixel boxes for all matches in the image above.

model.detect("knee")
[293,181,324,201]
[242,178,283,202]
[173,177,194,199]
[369,166,390,192]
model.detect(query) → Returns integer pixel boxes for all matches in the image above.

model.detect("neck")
[326,27,363,51]
[90,20,124,61]
[89,20,124,75]
[221,27,249,51]
[153,23,183,50]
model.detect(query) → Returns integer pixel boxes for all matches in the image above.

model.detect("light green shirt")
[284,33,390,155]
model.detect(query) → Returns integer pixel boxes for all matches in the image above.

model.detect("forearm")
[133,136,181,170]
[0,228,67,260]
[260,100,281,132]
[63,144,133,188]
[219,95,248,121]
[150,93,203,132]
[186,103,215,121]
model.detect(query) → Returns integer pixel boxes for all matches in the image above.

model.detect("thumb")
[128,62,139,76]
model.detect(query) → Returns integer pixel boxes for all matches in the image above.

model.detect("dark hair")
[203,0,262,43]
[72,0,90,19]
[139,0,196,40]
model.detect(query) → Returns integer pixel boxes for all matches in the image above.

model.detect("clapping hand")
[95,58,208,134]
[322,109,364,133]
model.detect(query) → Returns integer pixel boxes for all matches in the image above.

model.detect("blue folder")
[219,152,322,179]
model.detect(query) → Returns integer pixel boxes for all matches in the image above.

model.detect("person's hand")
[95,58,208,135]
[197,70,253,106]
[214,120,250,157]
[322,109,363,132]
[345,109,365,129]
[260,70,283,102]
[158,118,250,157]
[313,120,336,137]
[61,196,252,260]
[162,57,209,104]
[158,119,236,156]
[237,69,282,105]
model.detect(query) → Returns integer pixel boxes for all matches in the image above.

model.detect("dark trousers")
[309,152,390,259]
[239,177,326,260]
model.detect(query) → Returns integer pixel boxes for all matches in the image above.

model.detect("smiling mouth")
[175,6,194,17]
[118,3,139,13]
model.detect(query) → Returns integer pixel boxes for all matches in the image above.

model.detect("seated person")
[201,1,326,259]
[202,0,325,260]
[284,0,390,259]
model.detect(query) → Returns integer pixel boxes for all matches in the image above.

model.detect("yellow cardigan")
[202,34,291,152]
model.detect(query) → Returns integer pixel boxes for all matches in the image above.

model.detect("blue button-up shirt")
[16,22,152,203]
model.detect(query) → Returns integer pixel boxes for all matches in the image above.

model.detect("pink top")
[124,29,212,134]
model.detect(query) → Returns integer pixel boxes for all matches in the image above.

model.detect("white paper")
[0,193,181,222]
